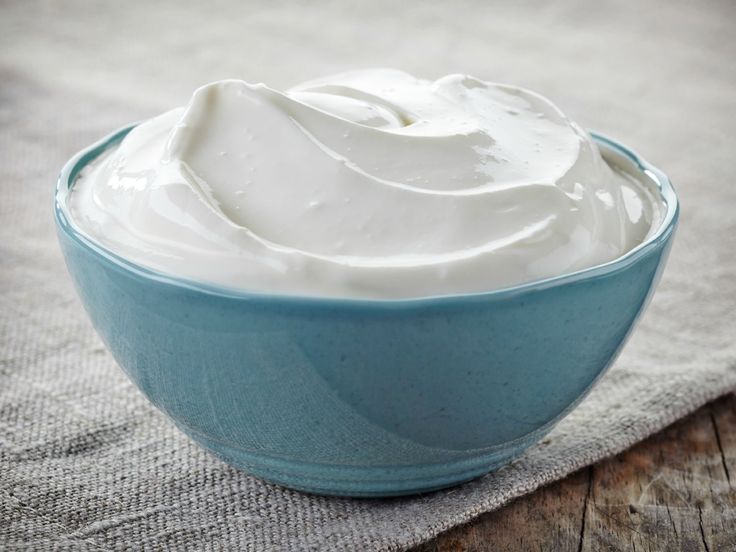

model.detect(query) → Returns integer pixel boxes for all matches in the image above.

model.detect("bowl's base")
[184,430,545,497]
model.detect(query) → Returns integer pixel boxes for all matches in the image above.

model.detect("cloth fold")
[1,0,735,550]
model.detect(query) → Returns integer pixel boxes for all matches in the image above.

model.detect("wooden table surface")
[414,393,736,552]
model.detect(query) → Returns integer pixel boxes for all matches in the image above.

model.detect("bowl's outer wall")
[57,224,671,470]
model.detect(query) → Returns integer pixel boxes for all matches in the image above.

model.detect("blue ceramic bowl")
[55,125,678,497]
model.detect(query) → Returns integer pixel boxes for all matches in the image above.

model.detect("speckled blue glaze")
[55,125,678,497]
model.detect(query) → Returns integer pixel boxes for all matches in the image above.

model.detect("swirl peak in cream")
[69,69,662,298]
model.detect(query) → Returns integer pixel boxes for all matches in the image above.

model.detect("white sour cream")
[69,69,662,298]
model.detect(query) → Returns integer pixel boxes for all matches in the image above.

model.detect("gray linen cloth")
[1,1,735,550]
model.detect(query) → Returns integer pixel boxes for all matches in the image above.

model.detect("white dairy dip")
[69,69,662,299]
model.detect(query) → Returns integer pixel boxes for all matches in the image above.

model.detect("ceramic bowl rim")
[55,124,679,308]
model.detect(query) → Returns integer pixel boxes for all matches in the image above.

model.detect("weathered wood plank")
[581,395,736,552]
[414,394,736,552]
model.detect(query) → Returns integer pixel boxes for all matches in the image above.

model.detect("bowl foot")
[184,430,543,497]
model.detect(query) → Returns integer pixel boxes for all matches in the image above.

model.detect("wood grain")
[414,393,736,552]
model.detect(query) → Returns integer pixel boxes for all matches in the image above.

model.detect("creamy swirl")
[69,69,661,298]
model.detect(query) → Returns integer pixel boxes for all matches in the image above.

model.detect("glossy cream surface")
[69,69,662,298]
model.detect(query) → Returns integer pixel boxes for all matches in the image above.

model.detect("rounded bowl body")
[55,127,678,496]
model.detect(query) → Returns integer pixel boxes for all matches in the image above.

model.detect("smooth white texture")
[70,70,661,298]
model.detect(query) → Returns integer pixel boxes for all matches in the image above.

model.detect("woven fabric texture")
[1,1,735,550]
